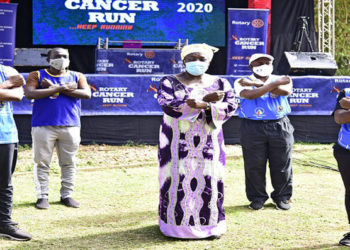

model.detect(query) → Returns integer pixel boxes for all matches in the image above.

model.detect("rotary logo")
[144,51,155,59]
[252,19,264,28]
[255,107,265,116]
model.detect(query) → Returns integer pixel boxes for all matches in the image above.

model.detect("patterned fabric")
[0,65,18,144]
[157,75,237,238]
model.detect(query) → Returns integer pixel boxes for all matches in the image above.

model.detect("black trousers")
[0,143,17,226]
[240,117,294,203]
[334,144,350,224]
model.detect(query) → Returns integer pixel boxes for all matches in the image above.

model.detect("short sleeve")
[4,66,19,77]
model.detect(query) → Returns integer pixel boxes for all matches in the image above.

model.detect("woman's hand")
[203,91,225,102]
[340,97,350,110]
[186,99,208,109]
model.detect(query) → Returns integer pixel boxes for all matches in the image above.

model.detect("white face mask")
[185,61,209,76]
[252,64,273,77]
[49,58,70,71]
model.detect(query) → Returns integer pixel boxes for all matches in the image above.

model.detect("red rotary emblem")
[145,51,155,59]
[252,19,264,28]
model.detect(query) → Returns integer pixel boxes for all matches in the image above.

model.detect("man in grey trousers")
[25,48,91,209]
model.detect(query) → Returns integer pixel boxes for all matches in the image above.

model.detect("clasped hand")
[202,91,225,102]
[340,97,350,110]
[41,78,77,92]
[7,75,25,88]
[186,91,225,109]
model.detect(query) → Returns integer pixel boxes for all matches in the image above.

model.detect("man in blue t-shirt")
[333,89,350,247]
[0,65,32,241]
[234,53,294,211]
[25,48,91,210]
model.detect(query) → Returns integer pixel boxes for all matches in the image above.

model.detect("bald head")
[47,48,69,61]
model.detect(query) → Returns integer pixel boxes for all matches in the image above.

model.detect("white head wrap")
[181,43,219,61]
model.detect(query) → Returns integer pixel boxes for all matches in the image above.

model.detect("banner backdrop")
[13,75,350,116]
[226,8,269,75]
[32,0,225,46]
[0,3,17,66]
[95,49,185,74]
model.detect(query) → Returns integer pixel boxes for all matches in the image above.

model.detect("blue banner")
[12,75,350,116]
[33,0,225,46]
[95,49,185,74]
[226,9,269,75]
[0,3,17,66]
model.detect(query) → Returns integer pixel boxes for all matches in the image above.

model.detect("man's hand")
[4,75,25,89]
[272,76,290,86]
[186,99,207,109]
[340,97,350,110]
[203,91,225,102]
[238,78,263,87]
[62,82,78,92]
[41,78,55,89]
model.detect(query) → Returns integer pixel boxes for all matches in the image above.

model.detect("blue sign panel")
[13,75,349,116]
[95,49,185,74]
[226,9,269,75]
[0,3,17,66]
[33,0,225,46]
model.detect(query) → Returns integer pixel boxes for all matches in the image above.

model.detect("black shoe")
[249,200,265,210]
[60,197,80,208]
[340,232,350,247]
[207,235,221,240]
[35,198,49,209]
[274,200,291,210]
[0,225,32,241]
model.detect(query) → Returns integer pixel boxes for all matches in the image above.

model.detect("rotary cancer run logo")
[255,107,265,117]
[252,19,264,28]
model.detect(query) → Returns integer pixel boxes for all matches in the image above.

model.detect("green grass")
[1,144,349,249]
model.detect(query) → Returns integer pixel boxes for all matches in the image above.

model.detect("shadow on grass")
[16,210,225,249]
[13,201,35,208]
[13,200,65,209]
[286,244,341,249]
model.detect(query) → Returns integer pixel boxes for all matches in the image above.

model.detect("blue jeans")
[0,143,17,226]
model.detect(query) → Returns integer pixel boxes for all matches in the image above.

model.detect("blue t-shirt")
[0,65,18,144]
[234,74,292,120]
[335,88,350,150]
[32,69,81,127]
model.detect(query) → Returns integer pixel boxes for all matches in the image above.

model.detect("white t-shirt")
[234,74,293,98]
[3,65,20,77]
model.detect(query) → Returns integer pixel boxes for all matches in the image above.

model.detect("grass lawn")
[1,143,349,249]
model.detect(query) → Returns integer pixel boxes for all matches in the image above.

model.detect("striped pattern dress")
[157,75,237,238]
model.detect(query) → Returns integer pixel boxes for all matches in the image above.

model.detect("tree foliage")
[334,0,350,75]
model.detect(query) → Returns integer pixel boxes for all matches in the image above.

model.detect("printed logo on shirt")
[49,92,59,99]
[254,107,265,118]
[277,106,284,113]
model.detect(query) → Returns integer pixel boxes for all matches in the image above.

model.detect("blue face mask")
[185,61,209,76]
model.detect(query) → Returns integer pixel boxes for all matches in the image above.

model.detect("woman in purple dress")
[157,44,237,239]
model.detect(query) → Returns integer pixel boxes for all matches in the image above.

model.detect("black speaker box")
[283,52,338,76]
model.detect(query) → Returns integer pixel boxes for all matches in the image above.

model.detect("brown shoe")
[35,198,49,209]
[60,197,80,208]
